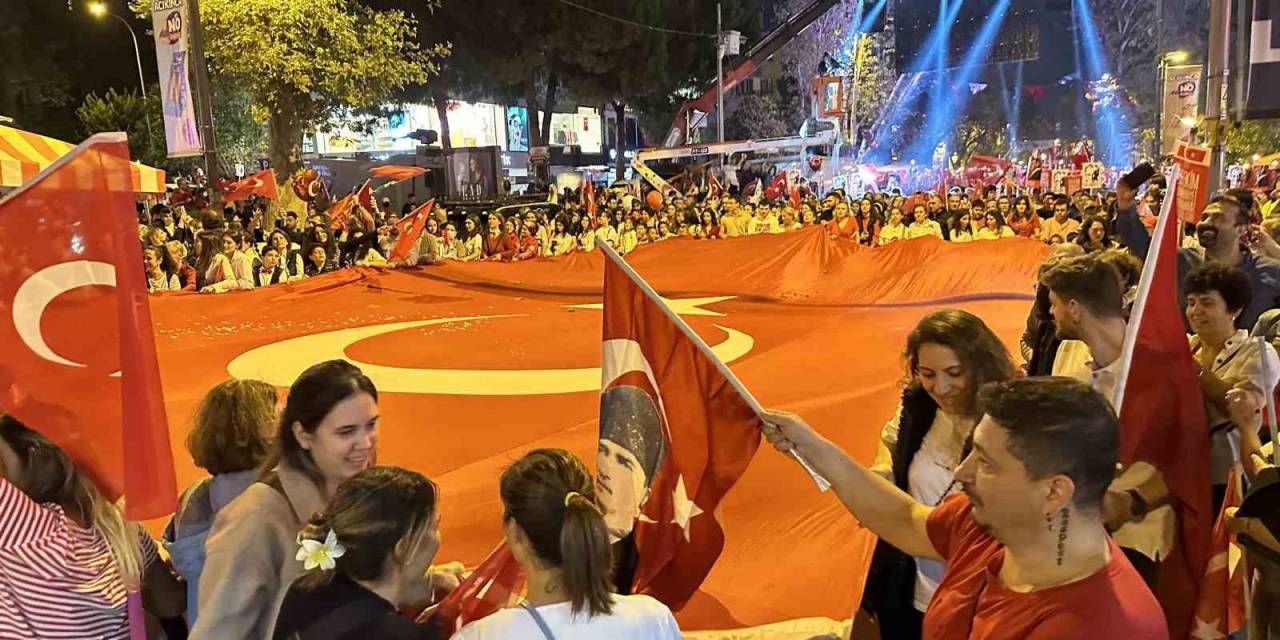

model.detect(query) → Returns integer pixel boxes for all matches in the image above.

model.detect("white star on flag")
[1190,616,1225,640]
[671,475,704,541]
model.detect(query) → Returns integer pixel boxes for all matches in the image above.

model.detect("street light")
[1165,50,1190,64]
[87,1,148,100]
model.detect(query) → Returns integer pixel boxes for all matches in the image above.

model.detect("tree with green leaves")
[137,0,449,178]
[77,86,166,167]
[1226,120,1280,164]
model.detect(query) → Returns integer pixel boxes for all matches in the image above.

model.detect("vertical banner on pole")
[1161,65,1203,154]
[1173,141,1211,222]
[151,0,203,158]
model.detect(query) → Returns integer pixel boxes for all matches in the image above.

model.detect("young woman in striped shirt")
[0,414,183,639]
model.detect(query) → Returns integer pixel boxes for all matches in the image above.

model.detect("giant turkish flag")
[145,230,1049,632]
[0,133,174,519]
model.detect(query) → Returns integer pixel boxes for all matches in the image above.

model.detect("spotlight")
[1164,50,1190,64]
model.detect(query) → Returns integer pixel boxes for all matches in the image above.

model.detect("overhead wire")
[551,0,716,38]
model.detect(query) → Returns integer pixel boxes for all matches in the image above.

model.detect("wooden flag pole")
[595,238,831,492]
[1259,336,1280,463]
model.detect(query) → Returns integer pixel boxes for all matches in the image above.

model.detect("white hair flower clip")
[296,529,346,571]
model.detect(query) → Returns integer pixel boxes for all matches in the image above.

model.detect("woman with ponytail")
[0,414,184,637]
[272,466,462,640]
[452,448,680,639]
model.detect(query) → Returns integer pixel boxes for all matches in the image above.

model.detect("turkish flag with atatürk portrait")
[0,133,175,519]
[597,246,761,611]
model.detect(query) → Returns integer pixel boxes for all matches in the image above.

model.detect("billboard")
[151,0,202,157]
[448,147,500,201]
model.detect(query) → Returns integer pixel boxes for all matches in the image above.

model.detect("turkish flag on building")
[1113,172,1212,639]
[0,133,175,519]
[369,164,427,182]
[223,169,279,203]
[390,199,435,262]
[420,543,524,636]
[1192,470,1244,638]
[598,243,762,611]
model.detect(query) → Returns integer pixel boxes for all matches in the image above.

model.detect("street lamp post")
[88,2,147,100]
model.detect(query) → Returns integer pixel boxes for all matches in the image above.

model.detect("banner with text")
[1161,65,1203,155]
[1173,141,1210,222]
[151,0,202,157]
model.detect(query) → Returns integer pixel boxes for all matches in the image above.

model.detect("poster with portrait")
[151,0,202,157]
[505,106,530,153]
[448,147,499,201]
[815,76,844,117]
[1081,162,1104,189]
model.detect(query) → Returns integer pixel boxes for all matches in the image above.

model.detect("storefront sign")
[1161,65,1202,155]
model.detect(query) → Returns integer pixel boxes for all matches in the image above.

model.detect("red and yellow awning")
[0,125,166,193]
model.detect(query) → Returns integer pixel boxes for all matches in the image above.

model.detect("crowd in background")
[5,160,1280,638]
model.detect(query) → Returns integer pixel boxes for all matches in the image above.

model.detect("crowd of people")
[4,161,1278,639]
[139,169,1280,296]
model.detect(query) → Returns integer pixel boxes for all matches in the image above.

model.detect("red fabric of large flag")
[1192,470,1244,638]
[223,169,279,203]
[390,199,435,262]
[369,165,427,182]
[599,251,762,611]
[0,133,175,519]
[1114,177,1212,640]
[420,543,524,636]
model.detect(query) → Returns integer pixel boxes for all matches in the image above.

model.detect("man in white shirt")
[1043,254,1178,585]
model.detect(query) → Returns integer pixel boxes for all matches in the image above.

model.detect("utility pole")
[1205,0,1230,192]
[186,0,221,199]
[717,2,725,145]
[1153,0,1163,158]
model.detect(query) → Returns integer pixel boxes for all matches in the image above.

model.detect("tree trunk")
[266,99,303,184]
[432,88,452,150]
[525,76,544,148]
[613,100,627,181]
[541,71,558,148]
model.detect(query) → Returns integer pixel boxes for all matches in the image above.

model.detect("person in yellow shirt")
[1039,197,1081,243]
[976,210,1016,240]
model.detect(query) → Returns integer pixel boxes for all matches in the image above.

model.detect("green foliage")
[1226,120,1280,164]
[76,86,166,167]
[211,78,268,168]
[725,94,790,140]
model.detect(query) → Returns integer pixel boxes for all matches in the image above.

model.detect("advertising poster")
[1161,65,1202,155]
[151,0,203,157]
[506,106,530,153]
[449,147,498,201]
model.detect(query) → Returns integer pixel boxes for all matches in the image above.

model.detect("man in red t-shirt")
[764,377,1167,639]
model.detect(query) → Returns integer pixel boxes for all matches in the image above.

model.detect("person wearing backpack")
[163,379,277,627]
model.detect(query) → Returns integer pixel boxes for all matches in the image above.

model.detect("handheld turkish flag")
[419,543,525,636]
[0,133,175,519]
[390,199,435,262]
[706,173,723,199]
[353,180,377,230]
[1191,470,1244,639]
[223,169,279,203]
[596,239,763,610]
[326,194,355,231]
[369,165,427,182]
[584,179,598,228]
[1113,169,1212,639]
[764,172,788,202]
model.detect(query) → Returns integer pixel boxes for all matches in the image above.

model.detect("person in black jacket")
[272,467,463,640]
[860,309,1016,639]
[253,247,287,287]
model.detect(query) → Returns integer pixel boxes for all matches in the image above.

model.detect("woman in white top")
[878,207,906,245]
[452,449,681,640]
[975,209,1015,240]
[196,230,253,293]
[862,310,1016,639]
[903,204,943,240]
[266,231,305,281]
[547,217,577,256]
[946,212,973,243]
[144,245,182,292]
[457,217,484,261]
